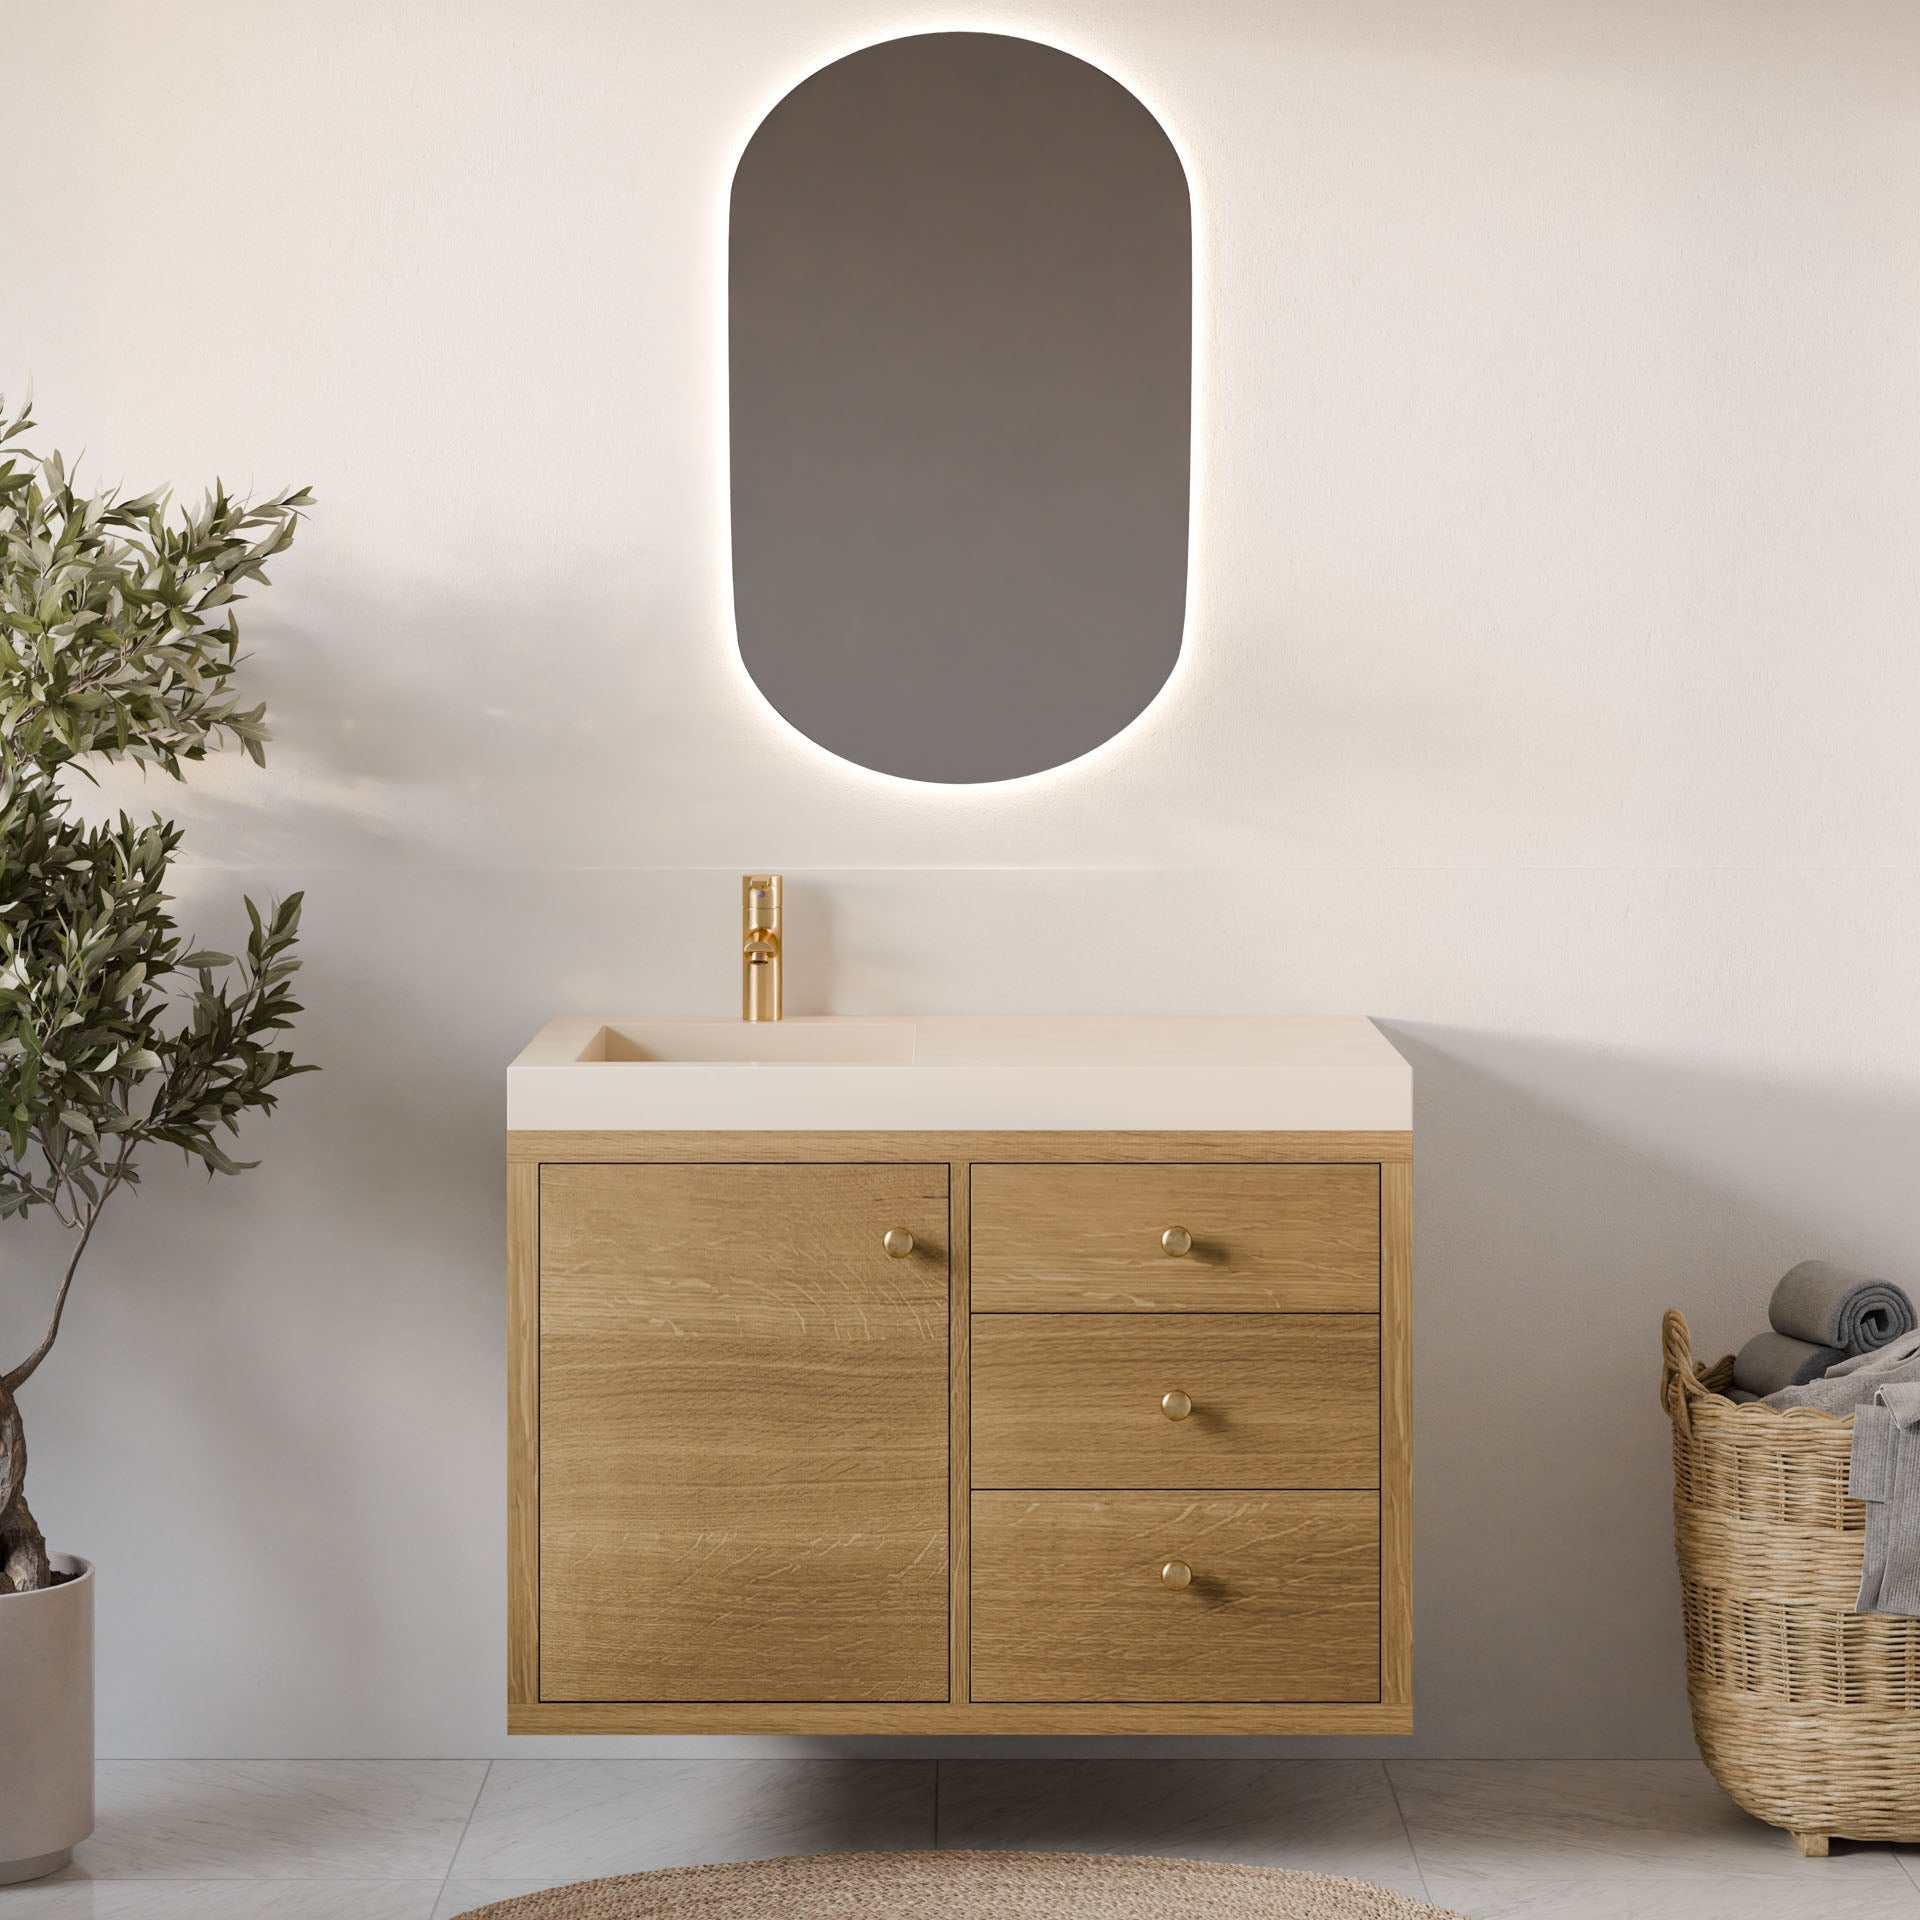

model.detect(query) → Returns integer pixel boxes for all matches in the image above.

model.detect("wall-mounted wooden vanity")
[507,1017,1410,1734]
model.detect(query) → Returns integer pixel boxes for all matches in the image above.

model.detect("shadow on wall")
[72,572,710,871]
[779,878,838,1014]
[1382,1023,1920,1759]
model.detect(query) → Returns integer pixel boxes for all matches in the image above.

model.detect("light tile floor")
[2,1760,1918,1917]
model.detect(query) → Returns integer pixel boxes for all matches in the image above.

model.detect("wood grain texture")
[537,1162,949,1702]
[507,1699,1412,1734]
[1380,1156,1413,1710]
[509,1129,1414,1735]
[971,1491,1380,1703]
[510,1130,1413,1165]
[971,1163,1380,1312]
[506,1159,540,1706]
[971,1313,1379,1490]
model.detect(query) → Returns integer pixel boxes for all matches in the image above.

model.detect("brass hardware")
[1160,1389,1192,1421]
[741,874,783,1022]
[1160,1558,1193,1590]
[1161,1225,1192,1257]
[883,1228,915,1259]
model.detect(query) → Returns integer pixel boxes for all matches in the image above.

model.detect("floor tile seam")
[48,1872,457,1883]
[1379,1760,1436,1903]
[1880,1848,1920,1909]
[439,1759,495,1895]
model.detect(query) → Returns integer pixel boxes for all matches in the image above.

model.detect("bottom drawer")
[971,1491,1379,1703]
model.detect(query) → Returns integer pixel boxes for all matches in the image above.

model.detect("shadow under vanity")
[506,1014,1411,1735]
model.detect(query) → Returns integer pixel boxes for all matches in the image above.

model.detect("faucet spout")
[741,874,783,1022]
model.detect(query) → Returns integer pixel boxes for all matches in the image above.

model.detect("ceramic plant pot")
[0,1555,94,1883]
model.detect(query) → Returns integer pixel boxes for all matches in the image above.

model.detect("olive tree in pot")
[0,402,313,1883]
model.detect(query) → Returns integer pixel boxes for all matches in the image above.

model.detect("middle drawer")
[972,1314,1379,1489]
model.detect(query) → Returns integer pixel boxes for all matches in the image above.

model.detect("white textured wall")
[3,0,1917,1758]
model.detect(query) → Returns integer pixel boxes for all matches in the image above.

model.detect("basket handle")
[1663,1309,1712,1438]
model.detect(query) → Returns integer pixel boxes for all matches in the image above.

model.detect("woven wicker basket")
[1662,1309,1920,1856]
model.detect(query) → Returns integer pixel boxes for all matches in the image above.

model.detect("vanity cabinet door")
[537,1162,949,1703]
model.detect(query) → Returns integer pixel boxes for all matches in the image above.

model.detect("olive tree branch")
[1,1138,131,1394]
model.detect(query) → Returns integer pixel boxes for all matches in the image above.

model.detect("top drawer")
[970,1164,1379,1312]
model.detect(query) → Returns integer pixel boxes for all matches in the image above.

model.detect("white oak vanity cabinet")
[507,1017,1411,1735]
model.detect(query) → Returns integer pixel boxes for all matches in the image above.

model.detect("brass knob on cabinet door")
[882,1228,915,1258]
[1161,1559,1193,1590]
[1160,1390,1193,1421]
[1161,1226,1193,1257]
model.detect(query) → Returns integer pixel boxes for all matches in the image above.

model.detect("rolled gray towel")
[1733,1328,1846,1396]
[1771,1259,1916,1355]
[1766,1329,1920,1414]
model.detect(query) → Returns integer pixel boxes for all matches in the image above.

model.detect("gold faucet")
[741,874,782,1022]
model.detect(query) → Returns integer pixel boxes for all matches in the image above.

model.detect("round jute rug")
[449,1849,1463,1919]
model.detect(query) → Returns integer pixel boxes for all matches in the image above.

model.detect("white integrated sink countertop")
[507,1016,1410,1132]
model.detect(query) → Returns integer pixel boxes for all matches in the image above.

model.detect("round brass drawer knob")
[1161,1558,1193,1590]
[1160,1390,1193,1421]
[882,1228,915,1259]
[1161,1225,1193,1257]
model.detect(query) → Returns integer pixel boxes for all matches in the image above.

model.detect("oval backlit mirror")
[729,32,1192,784]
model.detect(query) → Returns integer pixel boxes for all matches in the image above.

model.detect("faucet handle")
[743,873,781,928]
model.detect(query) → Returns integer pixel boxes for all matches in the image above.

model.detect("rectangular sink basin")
[591,1019,916,1065]
[509,1016,1409,1134]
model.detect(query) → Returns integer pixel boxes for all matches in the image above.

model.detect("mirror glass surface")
[730,31,1191,783]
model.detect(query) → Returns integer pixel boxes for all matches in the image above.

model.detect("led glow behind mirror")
[729,32,1192,784]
